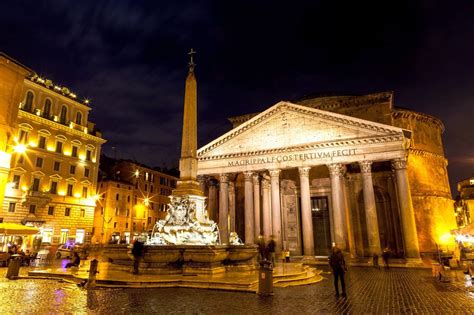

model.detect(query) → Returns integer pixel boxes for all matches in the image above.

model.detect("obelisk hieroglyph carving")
[173,48,203,197]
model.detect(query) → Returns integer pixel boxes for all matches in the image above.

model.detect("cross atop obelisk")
[188,48,196,72]
[172,49,203,197]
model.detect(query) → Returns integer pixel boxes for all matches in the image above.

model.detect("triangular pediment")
[198,101,406,158]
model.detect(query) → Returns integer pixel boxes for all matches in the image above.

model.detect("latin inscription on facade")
[227,149,357,167]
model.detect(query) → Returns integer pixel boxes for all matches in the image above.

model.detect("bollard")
[85,259,99,289]
[257,260,273,296]
[6,254,21,279]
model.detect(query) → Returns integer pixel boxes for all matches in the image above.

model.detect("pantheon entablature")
[196,92,456,260]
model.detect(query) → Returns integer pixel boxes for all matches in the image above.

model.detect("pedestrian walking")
[267,236,276,266]
[373,252,380,269]
[382,247,390,270]
[65,252,81,268]
[257,235,266,261]
[329,246,347,298]
[131,239,145,274]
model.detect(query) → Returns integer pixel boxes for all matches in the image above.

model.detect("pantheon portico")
[197,100,428,259]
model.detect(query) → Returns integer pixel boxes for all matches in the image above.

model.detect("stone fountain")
[104,50,257,274]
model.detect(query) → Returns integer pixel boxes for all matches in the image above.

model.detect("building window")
[86,150,92,161]
[145,172,149,181]
[50,181,58,194]
[76,112,82,125]
[115,208,119,215]
[29,204,36,214]
[127,195,130,203]
[150,185,154,193]
[38,136,46,149]
[8,202,16,212]
[60,229,69,243]
[12,175,20,189]
[80,209,85,217]
[115,193,119,201]
[72,146,78,158]
[76,229,85,243]
[65,208,71,216]
[148,217,151,224]
[18,129,29,144]
[53,161,61,171]
[70,165,76,174]
[43,99,52,118]
[36,157,43,168]
[114,222,117,228]
[100,207,104,215]
[32,178,40,192]
[42,228,53,243]
[144,184,147,192]
[84,168,90,178]
[48,206,54,215]
[126,208,130,217]
[67,184,73,197]
[55,141,63,153]
[82,186,88,198]
[126,223,129,229]
[60,106,68,124]
[24,91,34,111]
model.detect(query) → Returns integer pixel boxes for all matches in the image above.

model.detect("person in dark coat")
[131,240,144,274]
[66,252,81,268]
[382,247,390,270]
[266,236,276,266]
[329,246,347,298]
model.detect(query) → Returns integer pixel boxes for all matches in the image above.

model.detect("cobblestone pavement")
[1,266,473,314]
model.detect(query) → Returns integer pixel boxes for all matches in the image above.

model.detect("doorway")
[311,196,332,256]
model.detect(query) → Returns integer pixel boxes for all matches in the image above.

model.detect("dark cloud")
[1,1,474,195]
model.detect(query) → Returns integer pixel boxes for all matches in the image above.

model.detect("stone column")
[229,181,236,233]
[392,158,420,258]
[219,174,229,244]
[208,179,218,221]
[270,169,282,252]
[328,163,347,250]
[299,167,314,256]
[253,174,261,239]
[197,175,207,195]
[243,172,255,244]
[261,177,272,240]
[359,161,382,255]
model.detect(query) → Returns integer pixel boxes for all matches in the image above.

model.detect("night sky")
[1,1,473,196]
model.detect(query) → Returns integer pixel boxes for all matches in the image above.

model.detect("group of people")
[257,235,277,265]
[6,244,36,266]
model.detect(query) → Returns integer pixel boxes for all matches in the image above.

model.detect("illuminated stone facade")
[198,92,456,257]
[0,53,106,245]
[92,160,177,244]
[456,177,474,228]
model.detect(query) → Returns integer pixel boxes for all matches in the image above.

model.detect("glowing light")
[53,116,58,122]
[58,190,66,196]
[47,146,54,152]
[83,127,88,134]
[74,193,81,198]
[21,185,28,192]
[134,170,140,177]
[64,150,71,156]
[14,144,27,153]
[28,141,37,148]
[54,86,61,91]
[69,122,74,128]
[456,234,474,243]
[92,157,96,163]
[439,232,454,245]
[69,93,76,98]
[79,154,86,161]
[35,109,41,116]
[144,198,150,206]
[84,99,90,104]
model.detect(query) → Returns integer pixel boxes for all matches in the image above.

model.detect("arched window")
[60,105,67,124]
[43,99,52,118]
[76,112,82,125]
[24,91,34,112]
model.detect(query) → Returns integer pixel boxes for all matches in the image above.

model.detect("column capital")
[243,171,253,181]
[197,175,208,184]
[219,173,229,183]
[269,169,280,179]
[261,178,270,189]
[252,174,260,185]
[228,181,235,190]
[327,163,344,177]
[298,167,311,178]
[359,160,373,174]
[391,158,407,170]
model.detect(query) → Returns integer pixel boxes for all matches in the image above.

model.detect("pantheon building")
[197,92,456,259]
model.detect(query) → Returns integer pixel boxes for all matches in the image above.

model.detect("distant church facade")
[197,92,456,258]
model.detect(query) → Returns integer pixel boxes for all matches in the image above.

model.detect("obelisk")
[173,49,203,197]
[170,49,207,223]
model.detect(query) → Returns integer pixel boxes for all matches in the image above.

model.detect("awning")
[0,223,40,235]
